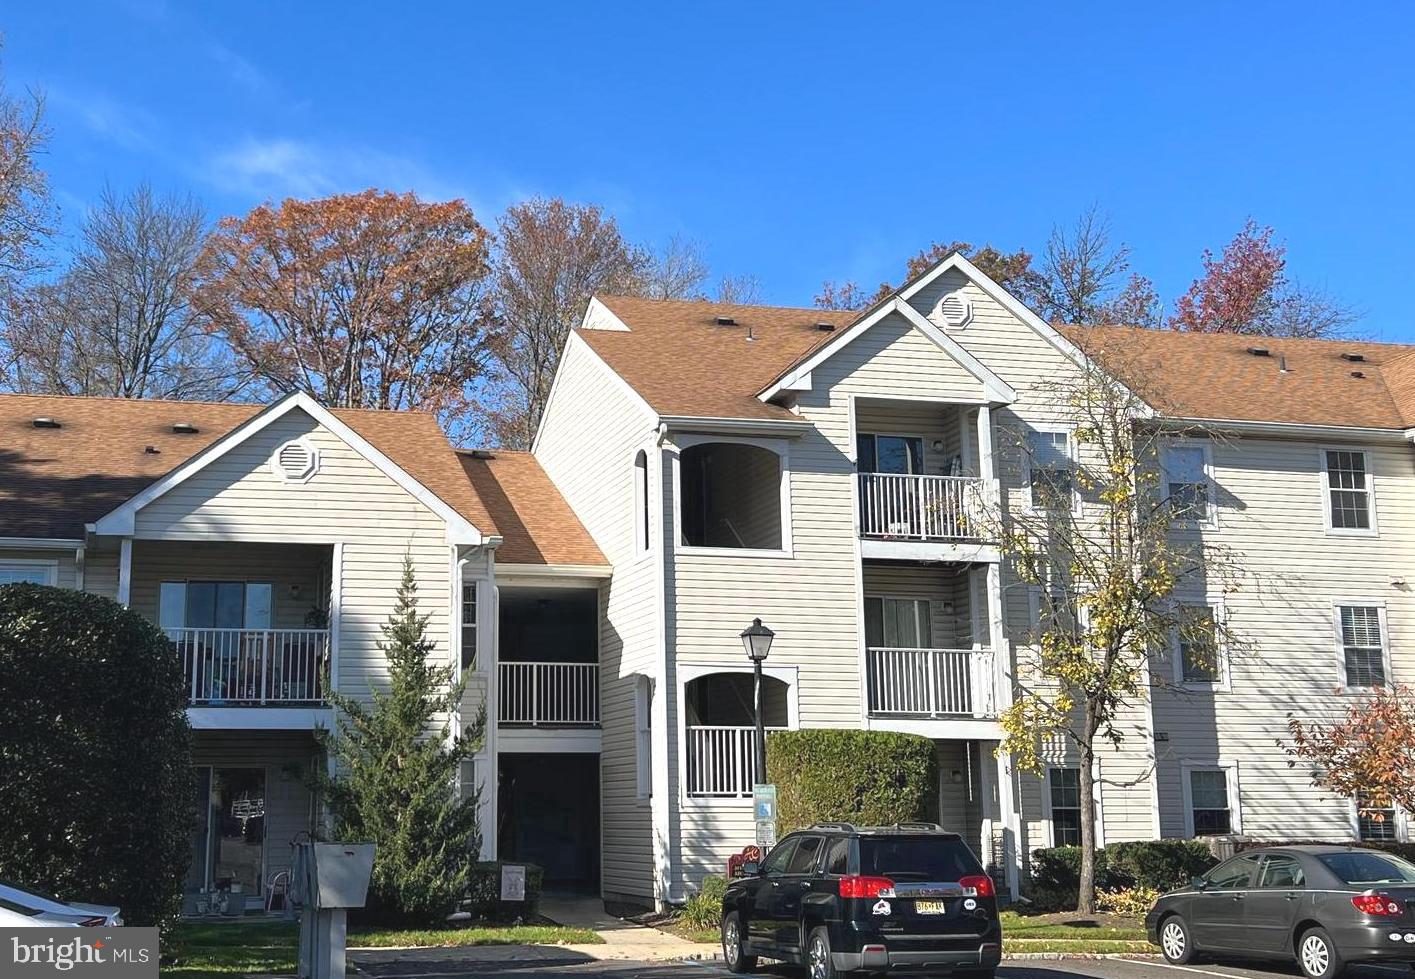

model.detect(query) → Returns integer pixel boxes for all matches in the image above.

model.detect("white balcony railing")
[867,646,998,719]
[686,725,788,798]
[857,473,988,541]
[172,628,329,706]
[498,661,599,727]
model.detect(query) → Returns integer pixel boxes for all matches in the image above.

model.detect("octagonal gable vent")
[271,438,319,483]
[935,292,974,330]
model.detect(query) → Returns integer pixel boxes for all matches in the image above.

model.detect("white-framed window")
[635,675,653,800]
[675,435,792,557]
[1164,441,1216,527]
[1047,767,1082,847]
[1183,762,1240,837]
[460,581,478,671]
[1322,448,1376,535]
[633,450,650,555]
[1335,603,1388,689]
[1173,602,1227,689]
[0,559,58,586]
[1025,426,1076,513]
[1356,791,1400,843]
[864,596,932,650]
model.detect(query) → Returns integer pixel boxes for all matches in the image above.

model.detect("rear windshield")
[1318,852,1415,885]
[0,879,64,904]
[858,836,983,882]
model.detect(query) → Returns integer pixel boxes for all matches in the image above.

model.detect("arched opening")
[679,442,783,550]
[684,671,789,798]
[633,450,649,553]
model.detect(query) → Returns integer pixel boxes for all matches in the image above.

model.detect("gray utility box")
[309,843,375,909]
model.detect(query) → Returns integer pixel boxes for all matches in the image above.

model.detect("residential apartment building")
[1,251,1409,912]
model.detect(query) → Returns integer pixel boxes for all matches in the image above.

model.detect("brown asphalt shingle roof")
[579,295,838,420]
[0,393,505,542]
[587,294,1415,432]
[1062,326,1415,430]
[457,450,607,567]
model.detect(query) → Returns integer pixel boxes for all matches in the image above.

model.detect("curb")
[665,949,1162,964]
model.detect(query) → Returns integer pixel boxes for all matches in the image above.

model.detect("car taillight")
[839,875,894,898]
[960,875,996,898]
[1352,894,1403,916]
[78,917,107,927]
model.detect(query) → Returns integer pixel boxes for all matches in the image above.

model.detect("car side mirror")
[742,861,760,876]
[1191,876,1208,891]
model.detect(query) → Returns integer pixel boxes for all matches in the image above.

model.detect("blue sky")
[6,2,1415,337]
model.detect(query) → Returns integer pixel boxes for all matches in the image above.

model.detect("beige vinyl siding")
[84,549,120,600]
[937,740,986,862]
[862,563,975,649]
[0,547,78,588]
[131,408,457,706]
[128,541,330,629]
[854,401,965,477]
[535,337,661,901]
[903,270,1162,846]
[669,309,1005,892]
[1152,435,1415,840]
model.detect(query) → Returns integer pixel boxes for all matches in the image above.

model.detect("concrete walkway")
[541,894,717,962]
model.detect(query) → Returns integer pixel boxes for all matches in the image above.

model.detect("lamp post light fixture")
[740,617,775,784]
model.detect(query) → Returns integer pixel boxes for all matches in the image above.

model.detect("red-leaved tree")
[1285,684,1415,821]
[193,190,496,434]
[1169,220,1355,338]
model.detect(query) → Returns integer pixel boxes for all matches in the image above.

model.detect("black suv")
[720,822,1002,978]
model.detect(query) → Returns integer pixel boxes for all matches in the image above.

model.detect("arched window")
[634,450,650,554]
[679,442,783,550]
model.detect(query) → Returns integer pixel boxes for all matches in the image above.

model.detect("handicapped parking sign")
[753,784,777,847]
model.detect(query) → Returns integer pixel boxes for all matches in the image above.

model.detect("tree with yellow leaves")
[986,347,1245,914]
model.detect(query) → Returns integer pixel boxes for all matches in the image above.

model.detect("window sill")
[1324,527,1379,539]
[1177,680,1231,693]
[676,545,794,560]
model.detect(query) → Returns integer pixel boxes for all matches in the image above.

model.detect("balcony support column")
[976,404,995,484]
[117,537,132,607]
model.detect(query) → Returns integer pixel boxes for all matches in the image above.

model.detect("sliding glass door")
[186,767,266,908]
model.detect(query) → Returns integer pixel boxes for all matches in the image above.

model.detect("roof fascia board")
[0,537,85,550]
[93,391,483,545]
[660,415,813,438]
[1158,415,1408,442]
[495,562,614,579]
[758,297,1016,404]
[900,253,1156,419]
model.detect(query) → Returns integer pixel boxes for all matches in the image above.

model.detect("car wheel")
[1160,914,1197,965]
[807,926,841,979]
[721,911,757,973]
[1298,926,1345,979]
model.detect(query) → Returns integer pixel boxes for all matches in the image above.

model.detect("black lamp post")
[740,617,775,785]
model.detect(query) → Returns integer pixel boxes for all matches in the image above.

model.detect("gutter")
[658,415,812,438]
[1158,416,1409,443]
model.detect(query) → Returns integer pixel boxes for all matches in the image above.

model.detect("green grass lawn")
[999,910,1148,941]
[163,918,602,978]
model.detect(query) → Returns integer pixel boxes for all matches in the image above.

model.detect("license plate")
[915,900,948,915]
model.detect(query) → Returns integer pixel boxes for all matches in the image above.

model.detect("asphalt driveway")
[352,948,1415,979]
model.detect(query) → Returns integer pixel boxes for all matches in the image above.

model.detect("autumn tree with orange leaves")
[193,190,497,434]
[1285,684,1415,824]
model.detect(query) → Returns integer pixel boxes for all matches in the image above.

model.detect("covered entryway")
[497,752,600,894]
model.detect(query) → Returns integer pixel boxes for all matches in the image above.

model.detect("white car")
[0,897,90,927]
[0,881,121,926]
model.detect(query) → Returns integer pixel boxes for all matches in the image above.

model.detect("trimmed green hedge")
[1029,840,1218,910]
[463,862,544,922]
[767,730,936,833]
[0,584,192,928]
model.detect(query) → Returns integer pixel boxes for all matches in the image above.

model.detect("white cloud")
[46,87,157,151]
[201,137,498,211]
